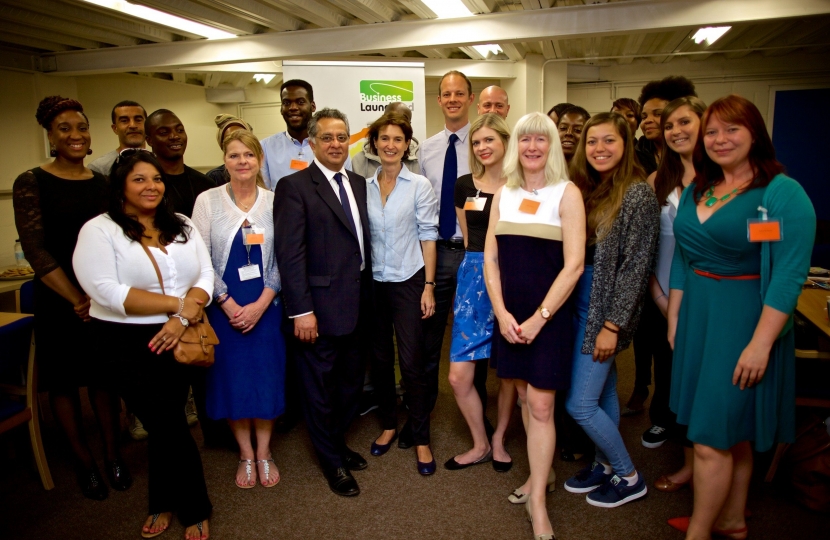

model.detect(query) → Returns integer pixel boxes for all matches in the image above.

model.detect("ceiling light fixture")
[472,44,504,58]
[253,74,276,84]
[81,0,236,40]
[420,0,474,19]
[692,26,731,45]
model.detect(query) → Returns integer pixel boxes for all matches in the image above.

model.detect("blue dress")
[206,228,286,420]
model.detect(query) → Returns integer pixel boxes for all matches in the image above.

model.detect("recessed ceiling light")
[253,74,276,84]
[472,44,504,58]
[420,0,474,19]
[692,26,731,45]
[80,0,236,40]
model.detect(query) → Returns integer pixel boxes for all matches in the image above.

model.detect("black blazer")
[273,162,372,336]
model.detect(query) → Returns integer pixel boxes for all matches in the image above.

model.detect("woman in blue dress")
[666,95,815,539]
[192,130,286,489]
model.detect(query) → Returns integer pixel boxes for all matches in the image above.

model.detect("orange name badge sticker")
[246,233,265,245]
[464,197,486,211]
[518,198,541,215]
[290,159,309,171]
[747,220,782,242]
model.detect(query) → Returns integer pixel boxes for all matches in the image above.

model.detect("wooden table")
[0,278,32,295]
[0,312,31,327]
[797,288,830,339]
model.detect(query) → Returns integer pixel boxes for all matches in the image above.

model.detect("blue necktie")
[439,133,459,240]
[333,172,358,240]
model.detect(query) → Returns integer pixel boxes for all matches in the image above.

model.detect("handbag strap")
[140,242,166,295]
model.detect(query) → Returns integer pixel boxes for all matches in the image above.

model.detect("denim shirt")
[367,166,439,282]
[260,131,352,191]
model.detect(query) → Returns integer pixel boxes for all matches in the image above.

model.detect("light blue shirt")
[419,123,470,240]
[367,166,439,282]
[260,131,352,191]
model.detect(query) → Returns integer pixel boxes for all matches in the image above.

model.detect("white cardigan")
[191,185,280,302]
[73,213,214,324]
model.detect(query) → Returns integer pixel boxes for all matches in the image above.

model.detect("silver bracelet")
[176,297,185,317]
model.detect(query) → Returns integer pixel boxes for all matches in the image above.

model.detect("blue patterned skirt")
[450,251,494,362]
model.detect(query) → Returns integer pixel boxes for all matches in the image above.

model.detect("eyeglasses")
[316,134,349,144]
[114,147,152,165]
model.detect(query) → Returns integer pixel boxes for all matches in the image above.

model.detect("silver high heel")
[508,467,556,504]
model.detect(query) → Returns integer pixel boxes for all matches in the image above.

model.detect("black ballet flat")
[492,458,513,472]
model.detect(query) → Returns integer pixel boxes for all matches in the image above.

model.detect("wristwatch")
[538,306,551,320]
[173,314,189,327]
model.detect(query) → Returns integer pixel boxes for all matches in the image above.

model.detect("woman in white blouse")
[191,130,286,490]
[74,150,213,540]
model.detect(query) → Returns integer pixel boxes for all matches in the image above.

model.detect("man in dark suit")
[273,108,372,497]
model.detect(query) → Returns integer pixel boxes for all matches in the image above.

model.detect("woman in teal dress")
[667,95,815,539]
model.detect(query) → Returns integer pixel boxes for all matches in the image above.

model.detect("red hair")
[692,94,784,201]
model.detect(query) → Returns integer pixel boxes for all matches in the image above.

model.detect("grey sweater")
[581,181,660,355]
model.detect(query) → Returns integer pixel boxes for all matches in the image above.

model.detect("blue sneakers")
[586,473,648,508]
[564,461,612,494]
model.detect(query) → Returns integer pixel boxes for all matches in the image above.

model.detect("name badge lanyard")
[748,205,782,243]
[464,189,487,211]
[228,185,264,280]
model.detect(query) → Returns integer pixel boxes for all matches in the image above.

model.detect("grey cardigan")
[581,181,660,355]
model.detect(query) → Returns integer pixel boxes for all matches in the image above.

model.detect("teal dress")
[669,175,815,451]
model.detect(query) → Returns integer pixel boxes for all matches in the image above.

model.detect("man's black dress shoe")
[370,431,398,456]
[398,422,414,449]
[342,448,368,471]
[444,450,493,471]
[325,467,360,497]
[105,458,133,491]
[77,465,108,500]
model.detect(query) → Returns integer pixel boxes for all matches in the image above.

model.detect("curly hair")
[638,76,697,107]
[570,112,646,243]
[35,95,88,130]
[107,150,189,246]
[367,112,413,162]
[611,98,641,119]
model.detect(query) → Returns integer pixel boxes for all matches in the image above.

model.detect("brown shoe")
[654,474,689,492]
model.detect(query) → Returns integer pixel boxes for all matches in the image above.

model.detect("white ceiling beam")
[499,42,526,61]
[172,72,188,84]
[233,73,252,87]
[328,0,395,23]
[462,0,496,13]
[540,40,556,59]
[0,21,102,50]
[165,61,283,73]
[0,4,141,47]
[521,0,544,9]
[204,73,224,88]
[416,48,449,59]
[3,0,180,42]
[0,32,72,52]
[46,0,830,74]
[262,0,350,27]
[207,0,304,31]
[132,0,260,35]
[398,0,436,18]
[460,46,486,60]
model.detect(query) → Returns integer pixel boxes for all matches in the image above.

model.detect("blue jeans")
[565,266,635,476]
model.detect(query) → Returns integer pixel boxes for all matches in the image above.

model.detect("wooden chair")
[0,314,54,490]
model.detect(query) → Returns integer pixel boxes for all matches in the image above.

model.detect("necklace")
[703,184,739,207]
[227,183,257,211]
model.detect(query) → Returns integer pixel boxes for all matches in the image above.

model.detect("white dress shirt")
[314,157,366,270]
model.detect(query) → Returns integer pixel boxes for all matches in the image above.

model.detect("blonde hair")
[222,129,266,189]
[502,112,568,189]
[570,112,645,243]
[468,113,510,178]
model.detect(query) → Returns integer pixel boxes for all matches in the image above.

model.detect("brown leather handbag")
[141,243,218,367]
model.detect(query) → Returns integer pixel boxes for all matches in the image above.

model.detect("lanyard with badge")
[227,184,265,280]
[748,206,782,243]
[290,136,309,171]
[464,188,487,211]
[518,188,542,215]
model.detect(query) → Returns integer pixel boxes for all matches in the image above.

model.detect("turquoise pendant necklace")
[703,184,739,207]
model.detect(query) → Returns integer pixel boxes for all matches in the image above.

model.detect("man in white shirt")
[477,86,511,119]
[88,101,146,175]
[415,71,492,445]
[273,108,372,497]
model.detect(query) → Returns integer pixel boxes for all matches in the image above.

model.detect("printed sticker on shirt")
[243,226,265,246]
[464,197,486,211]
[518,198,541,214]
[290,159,309,171]
[747,219,782,242]
[238,264,261,281]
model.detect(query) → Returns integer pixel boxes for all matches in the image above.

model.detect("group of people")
[11,68,815,540]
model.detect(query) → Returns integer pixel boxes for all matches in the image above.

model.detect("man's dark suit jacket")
[273,161,372,336]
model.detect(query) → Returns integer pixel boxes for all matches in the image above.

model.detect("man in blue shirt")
[260,79,317,190]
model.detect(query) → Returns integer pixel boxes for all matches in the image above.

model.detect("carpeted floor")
[1,342,827,540]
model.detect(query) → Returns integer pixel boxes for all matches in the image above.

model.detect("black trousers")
[645,303,676,428]
[632,300,658,393]
[295,330,365,471]
[423,244,489,416]
[93,320,211,526]
[372,270,430,445]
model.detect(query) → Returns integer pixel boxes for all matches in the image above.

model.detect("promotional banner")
[282,61,426,159]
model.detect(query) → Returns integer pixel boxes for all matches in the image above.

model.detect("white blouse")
[191,185,280,301]
[73,213,214,324]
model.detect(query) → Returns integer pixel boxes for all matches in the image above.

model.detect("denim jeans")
[565,266,636,476]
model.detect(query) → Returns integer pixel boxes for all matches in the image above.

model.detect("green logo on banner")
[359,80,414,103]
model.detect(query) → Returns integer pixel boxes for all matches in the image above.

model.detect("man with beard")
[88,101,147,175]
[261,80,352,190]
